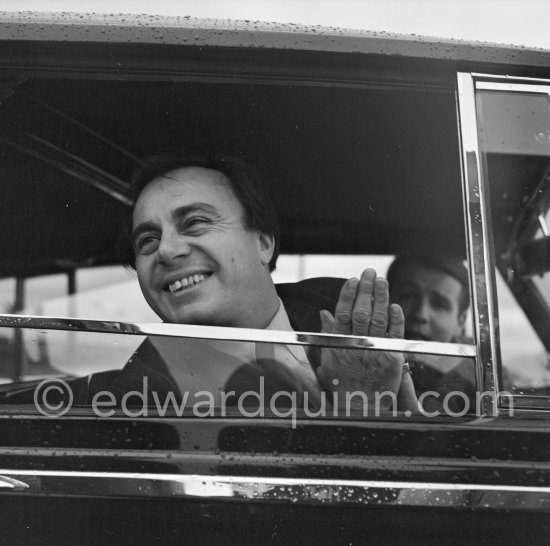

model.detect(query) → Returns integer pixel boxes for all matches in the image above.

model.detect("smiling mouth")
[166,273,211,294]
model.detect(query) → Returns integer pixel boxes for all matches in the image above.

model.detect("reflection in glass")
[0,327,477,419]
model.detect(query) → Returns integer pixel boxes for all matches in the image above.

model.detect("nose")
[410,297,430,324]
[156,229,191,265]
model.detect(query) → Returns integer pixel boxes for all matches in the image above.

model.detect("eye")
[182,216,211,233]
[187,217,208,226]
[431,296,451,311]
[134,234,160,255]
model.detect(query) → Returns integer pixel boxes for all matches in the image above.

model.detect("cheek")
[435,313,459,333]
[135,259,153,290]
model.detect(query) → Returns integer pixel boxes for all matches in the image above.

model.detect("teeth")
[168,274,207,293]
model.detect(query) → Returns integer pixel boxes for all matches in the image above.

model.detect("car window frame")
[457,72,550,413]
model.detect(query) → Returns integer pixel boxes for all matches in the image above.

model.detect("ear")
[456,309,467,338]
[257,231,275,266]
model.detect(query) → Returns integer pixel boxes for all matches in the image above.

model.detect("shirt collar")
[266,298,294,332]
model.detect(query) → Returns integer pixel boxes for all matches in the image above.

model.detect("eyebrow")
[131,221,158,249]
[432,291,453,304]
[131,202,219,246]
[172,202,219,221]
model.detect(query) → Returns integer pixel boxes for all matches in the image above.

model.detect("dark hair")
[387,252,471,313]
[118,154,280,271]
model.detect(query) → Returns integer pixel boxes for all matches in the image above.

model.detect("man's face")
[132,167,275,327]
[390,263,466,343]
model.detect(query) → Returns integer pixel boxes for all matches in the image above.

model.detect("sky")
[1,0,550,49]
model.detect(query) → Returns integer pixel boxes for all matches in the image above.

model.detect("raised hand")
[316,269,417,412]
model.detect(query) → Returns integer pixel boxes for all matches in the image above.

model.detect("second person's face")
[390,263,466,343]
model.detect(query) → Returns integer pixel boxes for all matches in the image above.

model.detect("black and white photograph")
[0,1,549,543]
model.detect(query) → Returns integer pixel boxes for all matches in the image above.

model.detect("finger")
[319,309,335,333]
[369,276,390,337]
[387,303,405,338]
[351,269,376,336]
[397,370,419,412]
[332,277,359,335]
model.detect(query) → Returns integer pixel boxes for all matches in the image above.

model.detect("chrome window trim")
[0,313,475,357]
[501,395,550,410]
[476,81,550,94]
[456,72,500,415]
[470,71,550,86]
[1,469,550,510]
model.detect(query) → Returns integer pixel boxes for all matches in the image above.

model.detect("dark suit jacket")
[276,277,345,331]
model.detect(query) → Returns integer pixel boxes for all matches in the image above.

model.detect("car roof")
[0,10,549,68]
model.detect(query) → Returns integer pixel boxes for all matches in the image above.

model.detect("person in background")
[387,252,475,413]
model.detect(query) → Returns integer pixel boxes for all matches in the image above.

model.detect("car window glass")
[0,74,472,419]
[495,272,549,390]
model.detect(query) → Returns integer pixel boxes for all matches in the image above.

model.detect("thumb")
[397,372,419,412]
[319,309,335,333]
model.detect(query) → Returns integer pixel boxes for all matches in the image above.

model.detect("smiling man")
[131,164,279,329]
[114,154,418,413]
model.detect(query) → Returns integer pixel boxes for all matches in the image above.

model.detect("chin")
[171,307,221,327]
[405,332,431,341]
